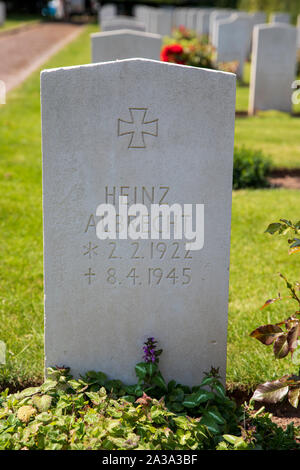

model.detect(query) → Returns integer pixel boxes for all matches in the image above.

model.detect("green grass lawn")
[0,24,98,389]
[235,61,300,169]
[0,14,41,32]
[0,24,299,391]
[228,189,300,389]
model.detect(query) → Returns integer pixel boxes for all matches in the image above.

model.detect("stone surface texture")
[42,59,236,386]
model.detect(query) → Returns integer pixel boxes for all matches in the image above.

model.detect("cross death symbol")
[117,108,158,149]
[84,268,95,285]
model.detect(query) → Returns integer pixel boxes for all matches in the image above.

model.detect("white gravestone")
[186,8,197,31]
[250,11,267,26]
[196,9,213,36]
[173,7,182,28]
[210,10,233,45]
[98,4,117,26]
[91,30,162,63]
[101,16,146,32]
[297,15,300,49]
[0,2,6,26]
[215,13,252,79]
[154,9,173,36]
[134,5,146,19]
[249,24,297,114]
[146,7,158,34]
[247,12,267,56]
[134,5,151,31]
[42,59,236,386]
[175,8,188,28]
[270,12,290,24]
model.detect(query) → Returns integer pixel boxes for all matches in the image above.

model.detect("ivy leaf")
[32,395,52,412]
[223,434,240,445]
[250,324,283,346]
[67,379,84,391]
[273,334,289,359]
[172,415,190,430]
[288,387,300,408]
[17,387,41,399]
[251,378,289,404]
[40,379,58,393]
[150,407,166,425]
[85,391,106,405]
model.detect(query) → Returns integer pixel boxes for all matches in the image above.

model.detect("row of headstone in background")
[212,11,268,78]
[93,7,298,115]
[97,4,300,49]
[98,4,174,36]
[197,11,297,115]
[0,1,6,26]
[172,7,294,38]
[213,12,298,112]
[98,5,239,37]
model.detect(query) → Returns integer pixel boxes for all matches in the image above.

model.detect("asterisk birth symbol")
[83,242,98,259]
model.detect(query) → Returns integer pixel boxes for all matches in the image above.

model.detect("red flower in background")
[160,44,185,64]
[168,44,183,54]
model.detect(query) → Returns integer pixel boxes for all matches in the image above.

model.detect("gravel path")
[0,22,84,91]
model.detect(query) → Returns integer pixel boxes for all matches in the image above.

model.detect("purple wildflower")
[142,337,163,364]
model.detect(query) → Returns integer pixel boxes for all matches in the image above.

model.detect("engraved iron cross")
[117,108,158,149]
